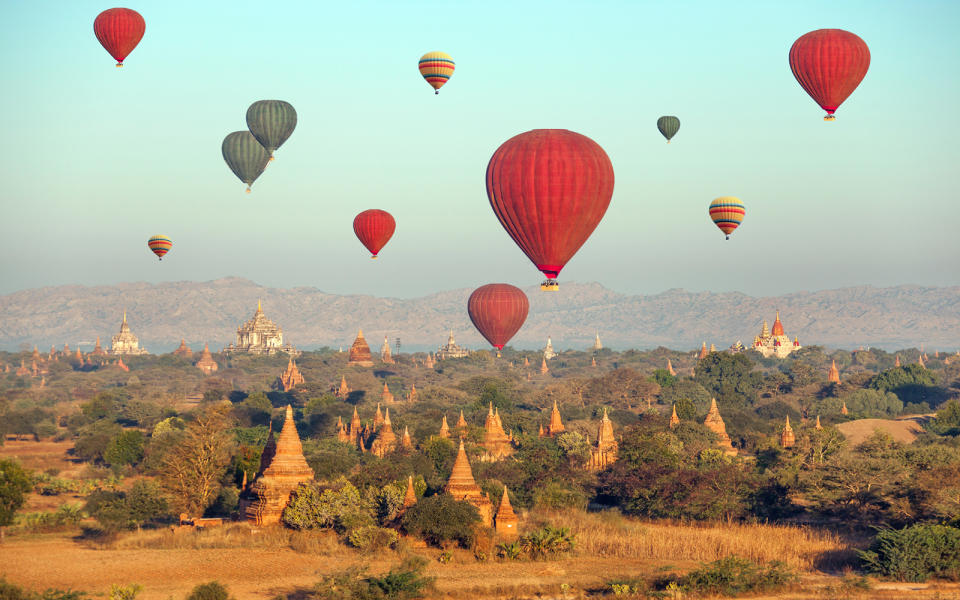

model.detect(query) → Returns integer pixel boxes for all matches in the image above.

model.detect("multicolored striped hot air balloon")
[94,8,145,67]
[709,197,745,240]
[148,235,172,260]
[789,29,870,121]
[246,100,297,157]
[657,116,680,142]
[353,209,396,258]
[418,52,455,94]
[467,284,529,356]
[221,131,271,192]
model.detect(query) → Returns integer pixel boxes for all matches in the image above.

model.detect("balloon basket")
[115,63,124,68]
[245,187,251,194]
[540,281,559,292]
[435,90,439,95]
[370,255,378,260]
[725,235,730,240]
[824,115,836,121]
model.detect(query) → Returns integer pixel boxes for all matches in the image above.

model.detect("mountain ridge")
[1,278,957,352]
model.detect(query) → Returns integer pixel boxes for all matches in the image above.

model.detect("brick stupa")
[445,440,492,526]
[669,404,680,429]
[827,360,840,384]
[481,403,514,462]
[370,408,398,457]
[382,382,395,403]
[336,376,351,398]
[173,339,192,358]
[494,485,518,539]
[277,357,305,391]
[780,415,796,448]
[241,405,314,525]
[438,415,451,439]
[704,398,737,456]
[195,343,218,375]
[347,329,374,367]
[540,400,565,437]
[401,475,417,513]
[587,408,618,470]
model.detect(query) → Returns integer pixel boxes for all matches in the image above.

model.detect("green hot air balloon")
[246,100,297,157]
[657,116,680,143]
[222,131,271,192]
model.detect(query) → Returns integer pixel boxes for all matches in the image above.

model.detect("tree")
[104,430,146,467]
[556,432,591,466]
[927,400,960,436]
[282,478,374,533]
[401,494,480,548]
[157,407,235,515]
[695,353,762,407]
[0,460,32,542]
[871,365,944,406]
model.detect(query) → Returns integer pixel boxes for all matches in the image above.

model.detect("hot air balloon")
[486,129,615,291]
[147,235,172,260]
[246,100,297,157]
[467,284,529,356]
[789,29,870,121]
[657,116,680,142]
[93,8,145,67]
[418,52,455,94]
[353,209,396,259]
[709,197,745,240]
[222,131,270,192]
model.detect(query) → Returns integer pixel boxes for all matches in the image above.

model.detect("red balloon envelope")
[94,8,146,67]
[353,209,396,258]
[789,29,870,120]
[468,284,529,351]
[486,129,614,291]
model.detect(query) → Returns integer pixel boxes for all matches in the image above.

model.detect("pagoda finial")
[257,298,262,313]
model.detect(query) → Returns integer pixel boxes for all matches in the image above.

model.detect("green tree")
[928,400,960,436]
[157,407,235,515]
[556,432,591,466]
[103,430,146,467]
[400,494,480,548]
[871,365,944,405]
[282,478,374,533]
[0,459,33,542]
[694,353,762,407]
[185,582,233,600]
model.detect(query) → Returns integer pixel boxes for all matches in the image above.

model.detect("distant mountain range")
[0,278,957,353]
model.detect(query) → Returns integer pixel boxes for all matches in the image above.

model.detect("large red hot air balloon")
[93,8,146,67]
[789,29,870,121]
[486,130,614,291]
[467,284,529,354]
[353,209,396,259]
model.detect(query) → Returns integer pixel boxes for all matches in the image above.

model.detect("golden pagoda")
[540,400,565,437]
[347,329,374,367]
[540,357,549,375]
[382,382,395,403]
[779,415,795,448]
[370,408,398,457]
[827,360,840,384]
[401,475,417,513]
[697,342,708,360]
[438,415,451,439]
[276,357,305,392]
[349,407,362,444]
[381,336,394,364]
[110,311,148,355]
[704,398,737,456]
[241,405,314,525]
[336,375,351,398]
[480,403,515,462]
[669,404,680,429]
[373,403,384,430]
[401,426,413,449]
[195,343,218,375]
[173,339,192,358]
[587,408,618,470]
[445,440,492,526]
[494,486,518,539]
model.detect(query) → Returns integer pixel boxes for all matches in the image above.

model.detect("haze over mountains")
[0,277,957,353]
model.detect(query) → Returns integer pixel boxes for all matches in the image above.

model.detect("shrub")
[17,504,84,533]
[347,525,399,552]
[282,479,375,533]
[307,556,434,600]
[531,481,588,511]
[400,494,480,548]
[108,584,141,600]
[519,525,576,560]
[185,582,232,600]
[859,524,960,582]
[666,556,796,596]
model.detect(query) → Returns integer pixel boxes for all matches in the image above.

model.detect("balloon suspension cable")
[667,140,670,144]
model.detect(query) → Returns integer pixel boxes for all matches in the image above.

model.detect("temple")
[91,337,107,357]
[704,398,737,456]
[224,300,299,356]
[380,336,394,364]
[592,331,602,352]
[173,339,192,358]
[494,486,518,539]
[424,353,436,368]
[540,357,549,375]
[347,329,374,367]
[407,383,418,402]
[669,404,680,428]
[445,440,492,526]
[369,408,398,457]
[336,376,351,398]
[780,415,795,448]
[276,357,305,392]
[666,359,676,376]
[437,331,469,360]
[539,401,565,437]
[697,342,709,360]
[587,408,618,470]
[381,382,395,403]
[438,415,451,439]
[543,337,557,360]
[110,312,149,355]
[827,360,840,384]
[240,405,314,525]
[401,476,417,514]
[752,311,800,358]
[480,403,515,462]
[195,343,218,374]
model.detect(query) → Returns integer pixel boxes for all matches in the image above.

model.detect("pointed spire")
[895,354,901,367]
[257,298,262,313]
[494,485,518,537]
[841,401,849,416]
[457,409,468,430]
[771,310,785,336]
[698,342,708,360]
[373,403,384,429]
[439,415,450,439]
[384,406,392,426]
[544,400,565,436]
[815,414,822,430]
[828,359,840,384]
[402,475,417,510]
[540,357,549,375]
[780,415,795,448]
[446,440,478,489]
[669,404,680,429]
[667,358,676,376]
[918,354,926,369]
[401,426,412,448]
[591,356,597,367]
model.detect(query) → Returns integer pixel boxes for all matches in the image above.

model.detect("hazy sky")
[2,0,958,299]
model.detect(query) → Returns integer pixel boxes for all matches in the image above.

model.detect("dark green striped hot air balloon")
[222,131,271,193]
[246,100,297,158]
[657,116,680,143]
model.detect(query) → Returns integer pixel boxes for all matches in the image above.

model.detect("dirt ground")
[2,534,959,600]
[836,416,927,446]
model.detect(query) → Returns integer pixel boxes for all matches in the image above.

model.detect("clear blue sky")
[1,0,958,298]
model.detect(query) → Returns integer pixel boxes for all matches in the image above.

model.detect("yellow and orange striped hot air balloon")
[418,51,455,94]
[148,235,172,260]
[708,197,745,240]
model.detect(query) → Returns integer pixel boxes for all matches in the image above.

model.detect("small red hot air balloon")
[94,8,146,67]
[467,284,529,356]
[353,209,396,259]
[789,29,870,121]
[486,130,615,291]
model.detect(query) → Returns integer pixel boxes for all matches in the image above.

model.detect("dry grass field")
[836,416,927,446]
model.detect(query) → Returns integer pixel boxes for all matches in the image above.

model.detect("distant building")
[110,312,149,355]
[752,311,800,359]
[704,398,737,456]
[172,339,193,358]
[592,331,603,352]
[276,358,305,392]
[195,343,218,375]
[380,336,394,364]
[480,403,515,462]
[827,360,840,384]
[224,300,299,356]
[587,408,618,471]
[779,416,796,448]
[539,401,565,437]
[445,440,492,526]
[543,337,557,360]
[347,330,374,367]
[437,331,469,360]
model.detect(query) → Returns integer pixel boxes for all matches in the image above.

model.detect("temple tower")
[382,382,395,403]
[347,329,374,367]
[540,400,565,437]
[704,398,737,456]
[827,360,840,384]
[780,415,796,448]
[494,486,519,539]
[587,408,618,470]
[381,336,394,364]
[697,342,708,360]
[277,357,305,391]
[667,359,676,376]
[401,476,417,514]
[438,415,451,439]
[173,339,192,358]
[445,440,492,526]
[370,408,397,457]
[669,404,680,429]
[195,343,218,374]
[481,402,515,462]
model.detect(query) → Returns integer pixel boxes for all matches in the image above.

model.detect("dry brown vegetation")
[836,417,927,446]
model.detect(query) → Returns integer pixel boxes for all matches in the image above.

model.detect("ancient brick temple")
[173,339,193,358]
[480,403,514,462]
[437,331,469,360]
[669,404,680,429]
[224,300,299,356]
[347,329,374,367]
[276,357,305,391]
[494,486,518,539]
[704,398,737,456]
[445,440,492,526]
[240,405,314,526]
[438,415,451,439]
[780,415,796,448]
[91,337,107,357]
[195,343,218,375]
[827,360,840,384]
[753,311,801,359]
[380,336,394,364]
[539,401,565,437]
[110,312,149,355]
[587,408,618,471]
[381,382,394,403]
[370,408,398,457]
[336,376,351,398]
